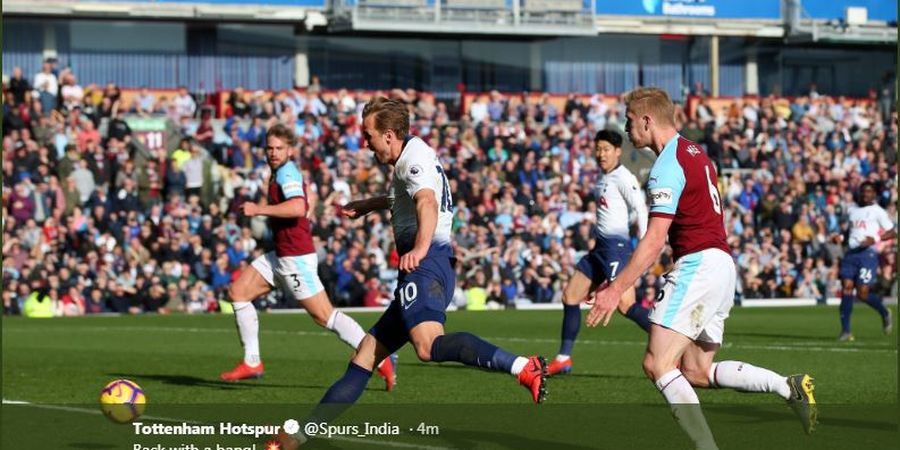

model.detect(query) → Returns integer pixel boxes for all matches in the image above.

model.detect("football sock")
[233,302,260,367]
[624,303,652,332]
[304,361,373,437]
[510,357,530,375]
[430,332,518,373]
[840,295,854,333]
[656,369,718,450]
[863,293,889,320]
[326,310,366,350]
[708,361,790,400]
[320,362,372,404]
[558,304,581,357]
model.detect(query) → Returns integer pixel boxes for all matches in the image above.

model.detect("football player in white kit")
[276,97,546,449]
[837,181,896,341]
[548,129,649,376]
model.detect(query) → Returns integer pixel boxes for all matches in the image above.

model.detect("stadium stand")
[1,60,896,316]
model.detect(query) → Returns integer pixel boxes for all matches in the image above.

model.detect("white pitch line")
[2,399,453,450]
[4,325,897,354]
[1,399,203,424]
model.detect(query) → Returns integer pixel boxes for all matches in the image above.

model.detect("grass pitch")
[2,306,896,449]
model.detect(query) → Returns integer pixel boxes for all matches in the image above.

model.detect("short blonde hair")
[624,87,675,127]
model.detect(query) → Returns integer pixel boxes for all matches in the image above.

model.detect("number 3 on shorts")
[399,282,418,309]
[288,274,301,290]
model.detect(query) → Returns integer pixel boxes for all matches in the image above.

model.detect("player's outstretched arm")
[399,190,438,272]
[342,195,392,219]
[242,197,306,219]
[587,216,672,327]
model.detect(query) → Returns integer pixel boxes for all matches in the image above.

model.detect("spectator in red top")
[60,285,86,316]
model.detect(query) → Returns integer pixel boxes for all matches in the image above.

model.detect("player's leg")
[838,254,859,340]
[549,271,593,375]
[616,283,651,332]
[611,244,652,331]
[682,340,792,397]
[643,325,718,450]
[405,256,547,403]
[411,321,547,403]
[278,332,399,449]
[220,253,275,381]
[289,253,397,390]
[549,252,601,376]
[856,250,891,334]
[301,290,366,349]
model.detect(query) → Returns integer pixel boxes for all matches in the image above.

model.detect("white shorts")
[250,252,324,302]
[649,248,736,344]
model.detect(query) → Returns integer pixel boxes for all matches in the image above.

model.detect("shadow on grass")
[106,373,326,391]
[714,405,897,432]
[410,363,645,380]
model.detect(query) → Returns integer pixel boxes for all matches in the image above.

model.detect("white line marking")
[1,399,203,423]
[1,399,452,450]
[4,326,897,353]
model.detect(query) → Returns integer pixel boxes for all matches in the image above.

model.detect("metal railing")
[331,0,595,33]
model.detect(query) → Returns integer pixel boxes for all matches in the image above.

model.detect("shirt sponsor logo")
[650,188,673,205]
[282,181,303,194]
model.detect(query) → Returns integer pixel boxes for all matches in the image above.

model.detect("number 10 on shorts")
[399,282,418,309]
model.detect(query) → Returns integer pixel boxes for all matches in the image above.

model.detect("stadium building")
[3,0,896,99]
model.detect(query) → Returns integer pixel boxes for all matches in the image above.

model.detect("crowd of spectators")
[2,59,896,317]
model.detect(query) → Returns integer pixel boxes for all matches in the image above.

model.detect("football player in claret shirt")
[589,88,817,448]
[220,123,395,390]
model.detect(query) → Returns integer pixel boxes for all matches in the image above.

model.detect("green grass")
[3,306,896,405]
[2,306,897,449]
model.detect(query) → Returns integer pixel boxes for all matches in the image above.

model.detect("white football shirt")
[390,136,454,255]
[848,203,894,249]
[595,165,648,240]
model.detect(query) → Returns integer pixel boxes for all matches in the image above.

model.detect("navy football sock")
[558,304,581,356]
[320,362,372,404]
[840,295,854,333]
[625,303,652,332]
[304,361,373,433]
[430,332,516,372]
[864,293,889,319]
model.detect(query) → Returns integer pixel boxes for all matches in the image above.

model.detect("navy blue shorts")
[575,236,633,286]
[369,253,456,354]
[839,247,879,286]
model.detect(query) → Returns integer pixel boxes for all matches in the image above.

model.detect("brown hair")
[266,123,297,147]
[624,87,676,127]
[362,96,409,140]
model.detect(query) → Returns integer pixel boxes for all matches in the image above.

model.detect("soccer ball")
[99,379,147,423]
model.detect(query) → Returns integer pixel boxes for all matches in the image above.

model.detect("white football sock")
[510,357,529,376]
[233,302,260,367]
[656,369,718,450]
[555,354,571,362]
[708,361,790,400]
[326,310,366,350]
